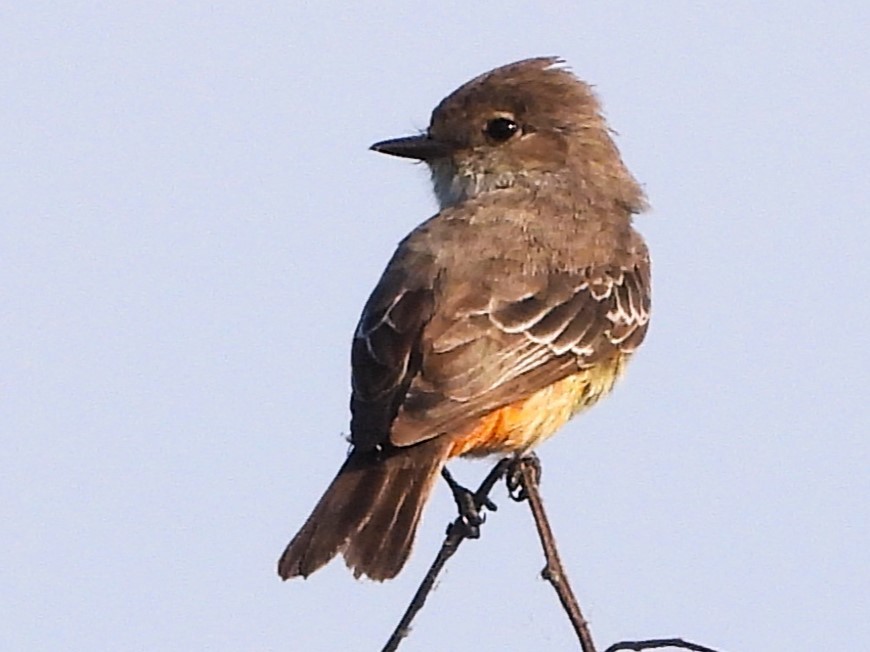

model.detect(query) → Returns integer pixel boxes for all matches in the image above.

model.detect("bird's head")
[371,57,645,212]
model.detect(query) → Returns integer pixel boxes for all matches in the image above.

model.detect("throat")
[429,161,520,210]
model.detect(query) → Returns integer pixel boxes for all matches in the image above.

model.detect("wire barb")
[381,455,724,652]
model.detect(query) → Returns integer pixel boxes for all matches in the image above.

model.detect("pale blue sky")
[3,3,868,651]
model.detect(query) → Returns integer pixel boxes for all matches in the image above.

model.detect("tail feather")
[343,456,442,580]
[278,439,448,581]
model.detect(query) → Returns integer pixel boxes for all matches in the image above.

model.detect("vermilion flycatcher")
[278,57,650,581]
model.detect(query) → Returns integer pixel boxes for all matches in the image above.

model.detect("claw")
[506,453,542,502]
[441,467,498,538]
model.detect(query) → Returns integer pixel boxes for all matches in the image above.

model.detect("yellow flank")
[448,353,628,458]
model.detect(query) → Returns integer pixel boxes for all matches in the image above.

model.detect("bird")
[278,57,650,582]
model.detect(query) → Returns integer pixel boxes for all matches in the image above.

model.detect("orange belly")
[447,354,628,459]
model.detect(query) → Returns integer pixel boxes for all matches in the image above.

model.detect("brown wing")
[350,238,650,451]
[387,259,651,446]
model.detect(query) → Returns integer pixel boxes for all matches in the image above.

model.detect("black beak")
[369,134,454,161]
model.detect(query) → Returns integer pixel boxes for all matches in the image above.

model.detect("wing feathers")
[352,255,650,450]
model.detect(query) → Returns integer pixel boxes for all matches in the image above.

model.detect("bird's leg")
[506,452,542,502]
[441,466,498,538]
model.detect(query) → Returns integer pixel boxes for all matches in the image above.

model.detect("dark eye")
[484,117,519,142]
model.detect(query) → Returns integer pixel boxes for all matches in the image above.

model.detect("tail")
[277,438,449,581]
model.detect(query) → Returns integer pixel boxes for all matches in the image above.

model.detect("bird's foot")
[506,452,542,502]
[441,467,497,538]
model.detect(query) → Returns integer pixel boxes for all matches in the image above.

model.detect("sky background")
[3,2,868,651]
